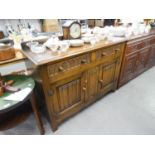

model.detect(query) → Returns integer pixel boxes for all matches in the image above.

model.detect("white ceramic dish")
[59,41,70,52]
[30,44,46,54]
[26,41,39,48]
[70,39,84,47]
[44,37,59,48]
[82,37,92,43]
[47,43,59,52]
[31,36,49,42]
[82,33,94,38]
[96,34,106,41]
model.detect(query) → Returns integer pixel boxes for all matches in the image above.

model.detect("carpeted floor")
[1,66,155,135]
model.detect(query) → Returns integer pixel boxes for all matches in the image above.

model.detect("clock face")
[70,23,81,39]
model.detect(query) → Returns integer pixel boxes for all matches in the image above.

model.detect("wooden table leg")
[30,92,45,135]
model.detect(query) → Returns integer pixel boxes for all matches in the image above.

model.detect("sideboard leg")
[50,117,58,132]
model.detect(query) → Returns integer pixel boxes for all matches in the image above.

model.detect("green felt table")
[0,75,35,113]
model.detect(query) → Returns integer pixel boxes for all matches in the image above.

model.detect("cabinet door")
[85,67,99,104]
[98,60,120,96]
[119,53,138,86]
[136,48,150,74]
[48,73,85,117]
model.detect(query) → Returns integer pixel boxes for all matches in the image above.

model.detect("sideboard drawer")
[126,39,150,55]
[150,36,155,45]
[96,47,115,61]
[47,53,91,77]
[137,39,150,50]
[96,44,122,61]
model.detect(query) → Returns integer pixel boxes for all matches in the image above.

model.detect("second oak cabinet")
[118,34,155,87]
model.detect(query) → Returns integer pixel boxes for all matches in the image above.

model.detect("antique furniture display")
[0,75,45,134]
[21,28,155,131]
[22,40,125,131]
[118,32,155,87]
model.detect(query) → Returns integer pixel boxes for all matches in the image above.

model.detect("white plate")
[82,33,94,37]
[70,39,84,47]
[82,37,92,43]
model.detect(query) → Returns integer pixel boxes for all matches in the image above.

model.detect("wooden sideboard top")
[21,29,155,66]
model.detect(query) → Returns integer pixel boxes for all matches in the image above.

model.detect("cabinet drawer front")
[137,39,150,49]
[47,54,91,77]
[96,47,114,61]
[150,37,155,45]
[126,43,138,54]
[126,39,150,54]
[96,45,121,61]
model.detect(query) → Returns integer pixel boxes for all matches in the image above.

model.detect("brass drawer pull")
[115,49,120,52]
[102,52,108,56]
[81,59,87,64]
[99,79,103,84]
[82,87,86,91]
[58,66,64,72]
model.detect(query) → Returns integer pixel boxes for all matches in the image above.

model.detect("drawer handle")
[81,59,87,64]
[99,79,103,84]
[82,87,86,91]
[115,49,120,52]
[58,66,64,72]
[101,52,108,56]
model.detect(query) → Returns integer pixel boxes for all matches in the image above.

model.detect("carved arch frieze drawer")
[47,54,91,77]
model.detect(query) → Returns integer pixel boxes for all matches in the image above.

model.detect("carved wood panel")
[136,48,150,73]
[120,53,138,84]
[47,54,91,77]
[98,61,118,96]
[50,74,85,114]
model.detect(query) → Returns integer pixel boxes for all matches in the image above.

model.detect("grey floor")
[1,66,155,135]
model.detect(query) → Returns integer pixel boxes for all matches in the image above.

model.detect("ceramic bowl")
[59,41,70,52]
[30,44,46,54]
